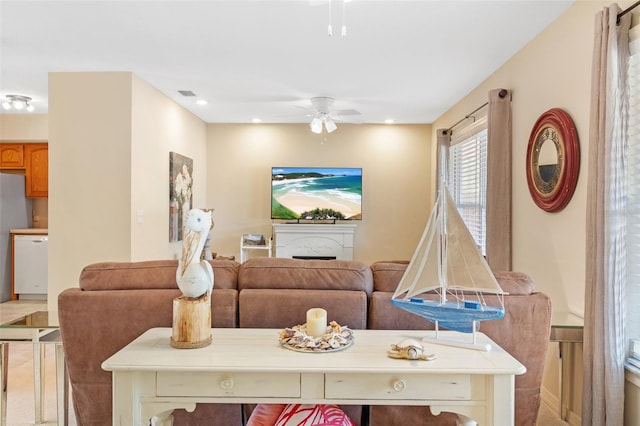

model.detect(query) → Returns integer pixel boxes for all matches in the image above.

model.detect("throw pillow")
[274,404,354,426]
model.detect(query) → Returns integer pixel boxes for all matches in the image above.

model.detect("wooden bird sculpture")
[176,208,214,298]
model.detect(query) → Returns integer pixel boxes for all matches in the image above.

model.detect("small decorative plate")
[279,321,354,353]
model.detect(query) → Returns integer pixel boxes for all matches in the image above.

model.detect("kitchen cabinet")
[24,144,48,198]
[0,144,25,169]
[0,142,48,197]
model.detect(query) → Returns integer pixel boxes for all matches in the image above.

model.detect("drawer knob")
[220,378,234,390]
[392,379,406,392]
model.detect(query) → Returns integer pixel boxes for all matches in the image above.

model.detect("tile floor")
[1,300,77,425]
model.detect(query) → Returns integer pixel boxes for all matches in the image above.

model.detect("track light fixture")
[2,95,35,112]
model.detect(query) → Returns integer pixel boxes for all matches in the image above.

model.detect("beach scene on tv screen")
[272,167,362,220]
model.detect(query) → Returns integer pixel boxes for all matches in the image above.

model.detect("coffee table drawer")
[325,373,471,400]
[157,372,301,397]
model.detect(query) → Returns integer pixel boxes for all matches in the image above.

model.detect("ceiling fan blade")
[295,105,318,116]
[330,113,364,124]
[333,108,361,116]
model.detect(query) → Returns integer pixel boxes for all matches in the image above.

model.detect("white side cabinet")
[240,235,272,263]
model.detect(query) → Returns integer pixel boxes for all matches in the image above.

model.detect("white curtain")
[582,4,630,425]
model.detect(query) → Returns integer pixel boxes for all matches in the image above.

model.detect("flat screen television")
[271,167,362,220]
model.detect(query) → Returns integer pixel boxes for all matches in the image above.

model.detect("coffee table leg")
[33,341,45,424]
[1,343,8,426]
[55,343,68,426]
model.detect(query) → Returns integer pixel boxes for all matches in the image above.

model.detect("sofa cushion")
[368,406,458,425]
[371,261,409,292]
[238,258,373,294]
[238,258,370,425]
[79,259,239,291]
[240,289,368,329]
[371,261,535,295]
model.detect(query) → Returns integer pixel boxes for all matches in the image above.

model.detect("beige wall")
[47,72,207,316]
[206,123,431,264]
[430,1,636,422]
[432,1,602,317]
[130,75,208,261]
[0,114,48,140]
[48,72,134,315]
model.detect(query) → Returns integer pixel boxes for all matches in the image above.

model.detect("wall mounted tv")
[271,167,362,221]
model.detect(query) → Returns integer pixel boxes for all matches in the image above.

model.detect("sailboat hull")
[391,298,504,333]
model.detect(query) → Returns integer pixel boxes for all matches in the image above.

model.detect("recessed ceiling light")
[385,119,395,124]
[196,99,208,105]
[252,118,262,123]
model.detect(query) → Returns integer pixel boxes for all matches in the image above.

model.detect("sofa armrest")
[79,259,239,291]
[58,286,239,425]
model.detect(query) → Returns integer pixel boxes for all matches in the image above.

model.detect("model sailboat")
[391,183,506,351]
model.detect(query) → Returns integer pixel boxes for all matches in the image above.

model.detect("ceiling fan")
[302,97,362,134]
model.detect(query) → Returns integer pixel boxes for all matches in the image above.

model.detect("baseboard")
[566,409,581,426]
[541,385,561,416]
[541,384,581,425]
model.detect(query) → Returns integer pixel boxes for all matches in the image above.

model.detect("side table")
[550,311,584,421]
[240,235,272,262]
[0,311,68,425]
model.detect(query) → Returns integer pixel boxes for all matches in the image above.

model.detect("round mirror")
[537,139,559,185]
[526,108,579,212]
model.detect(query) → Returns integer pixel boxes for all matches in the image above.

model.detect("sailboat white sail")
[391,184,506,350]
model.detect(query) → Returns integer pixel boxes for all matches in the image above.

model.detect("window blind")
[448,112,488,255]
[627,24,640,358]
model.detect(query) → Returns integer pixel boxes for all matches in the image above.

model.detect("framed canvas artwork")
[169,152,193,242]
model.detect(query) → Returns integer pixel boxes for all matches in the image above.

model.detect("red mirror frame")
[526,108,580,212]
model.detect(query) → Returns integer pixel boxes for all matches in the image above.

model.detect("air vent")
[178,90,196,97]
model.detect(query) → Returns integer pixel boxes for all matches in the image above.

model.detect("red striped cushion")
[274,404,354,426]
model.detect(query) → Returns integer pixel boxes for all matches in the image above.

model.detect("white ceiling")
[0,0,574,125]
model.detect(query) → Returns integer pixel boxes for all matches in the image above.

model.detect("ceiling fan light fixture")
[310,117,323,134]
[324,117,337,133]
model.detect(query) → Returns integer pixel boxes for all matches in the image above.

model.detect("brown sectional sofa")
[58,257,551,426]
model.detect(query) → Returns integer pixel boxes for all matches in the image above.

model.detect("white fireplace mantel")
[273,223,357,260]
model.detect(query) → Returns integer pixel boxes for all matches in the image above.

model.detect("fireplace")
[273,224,356,260]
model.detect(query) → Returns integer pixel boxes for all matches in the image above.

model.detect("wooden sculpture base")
[170,293,212,349]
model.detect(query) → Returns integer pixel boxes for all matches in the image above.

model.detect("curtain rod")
[618,0,640,25]
[443,89,508,134]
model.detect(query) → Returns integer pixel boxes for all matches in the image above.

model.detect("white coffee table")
[103,327,525,425]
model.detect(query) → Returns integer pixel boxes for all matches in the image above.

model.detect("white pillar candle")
[306,308,328,337]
